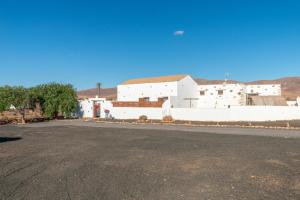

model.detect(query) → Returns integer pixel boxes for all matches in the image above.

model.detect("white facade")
[117,75,198,108]
[197,83,246,108]
[297,97,300,106]
[117,81,177,102]
[196,83,282,108]
[245,84,281,96]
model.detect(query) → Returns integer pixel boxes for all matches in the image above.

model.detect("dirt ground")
[0,123,300,200]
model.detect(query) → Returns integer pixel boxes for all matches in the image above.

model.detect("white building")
[117,74,198,108]
[245,84,281,96]
[197,83,246,108]
[78,74,295,121]
[196,83,283,108]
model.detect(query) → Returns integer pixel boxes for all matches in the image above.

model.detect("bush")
[139,115,148,121]
[163,115,173,122]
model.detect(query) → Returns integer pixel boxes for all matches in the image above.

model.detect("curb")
[88,120,300,131]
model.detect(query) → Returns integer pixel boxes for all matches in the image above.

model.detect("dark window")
[162,97,168,101]
[218,90,223,95]
[200,91,205,96]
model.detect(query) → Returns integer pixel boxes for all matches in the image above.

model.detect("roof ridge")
[120,74,189,85]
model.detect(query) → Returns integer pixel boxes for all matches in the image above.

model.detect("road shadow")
[0,137,22,143]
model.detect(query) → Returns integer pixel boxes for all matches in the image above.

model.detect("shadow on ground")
[0,137,22,143]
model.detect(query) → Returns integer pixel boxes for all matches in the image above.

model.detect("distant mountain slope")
[77,88,117,100]
[78,77,300,100]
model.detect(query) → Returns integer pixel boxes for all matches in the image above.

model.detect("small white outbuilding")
[78,97,113,119]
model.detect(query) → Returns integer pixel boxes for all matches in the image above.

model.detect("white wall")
[175,76,199,108]
[78,99,94,118]
[169,106,300,121]
[297,97,300,106]
[287,101,297,107]
[117,81,178,102]
[111,107,163,120]
[197,84,246,108]
[246,84,281,96]
[108,105,300,122]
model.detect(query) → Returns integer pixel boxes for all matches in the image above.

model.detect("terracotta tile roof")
[120,74,189,85]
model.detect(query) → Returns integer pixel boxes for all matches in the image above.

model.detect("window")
[161,97,168,101]
[218,90,223,95]
[200,91,205,96]
[144,97,150,102]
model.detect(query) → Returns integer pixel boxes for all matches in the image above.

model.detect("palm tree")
[96,82,101,97]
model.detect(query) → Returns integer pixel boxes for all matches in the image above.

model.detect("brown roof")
[194,78,240,85]
[120,74,189,85]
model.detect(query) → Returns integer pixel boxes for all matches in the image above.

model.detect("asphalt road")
[0,121,300,199]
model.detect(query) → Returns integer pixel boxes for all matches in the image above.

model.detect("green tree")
[34,83,78,118]
[0,83,78,119]
[0,86,29,111]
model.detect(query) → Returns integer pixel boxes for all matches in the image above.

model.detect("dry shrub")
[139,115,148,122]
[163,115,173,122]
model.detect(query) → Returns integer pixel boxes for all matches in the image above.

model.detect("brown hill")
[77,88,117,100]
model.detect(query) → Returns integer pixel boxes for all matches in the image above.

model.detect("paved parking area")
[0,121,300,199]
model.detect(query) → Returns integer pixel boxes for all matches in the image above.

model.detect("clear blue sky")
[1,0,300,90]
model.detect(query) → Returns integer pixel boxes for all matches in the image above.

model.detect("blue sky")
[0,0,300,90]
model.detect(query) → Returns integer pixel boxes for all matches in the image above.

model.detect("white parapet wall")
[169,106,300,122]
[110,106,300,122]
[111,107,163,120]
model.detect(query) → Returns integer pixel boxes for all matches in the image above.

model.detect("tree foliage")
[0,86,28,111]
[0,83,78,118]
